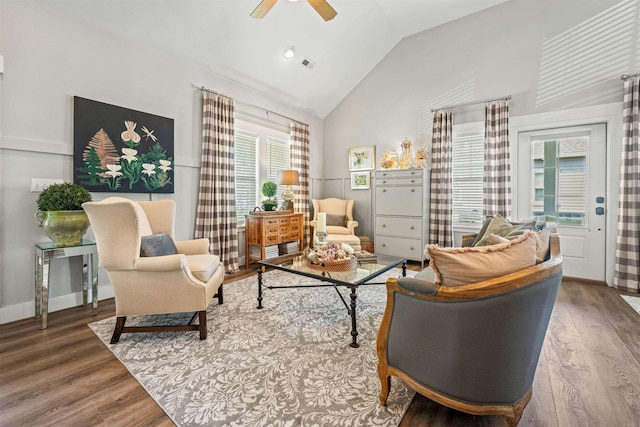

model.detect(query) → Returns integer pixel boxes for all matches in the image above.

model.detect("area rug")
[622,294,640,316]
[89,268,415,426]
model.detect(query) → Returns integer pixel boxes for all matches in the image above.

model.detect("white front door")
[517,124,607,281]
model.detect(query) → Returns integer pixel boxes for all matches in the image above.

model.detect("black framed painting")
[73,96,175,193]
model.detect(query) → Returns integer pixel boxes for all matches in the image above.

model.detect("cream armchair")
[310,198,361,250]
[82,197,224,344]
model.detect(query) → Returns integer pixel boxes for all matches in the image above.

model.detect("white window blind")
[451,130,484,226]
[234,130,258,224]
[266,137,291,203]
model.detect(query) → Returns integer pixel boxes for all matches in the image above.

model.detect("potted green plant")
[35,182,93,246]
[261,181,278,211]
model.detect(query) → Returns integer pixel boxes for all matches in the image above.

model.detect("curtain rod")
[199,85,303,125]
[621,73,640,80]
[431,95,512,112]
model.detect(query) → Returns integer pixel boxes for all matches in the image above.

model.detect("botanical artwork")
[351,171,370,189]
[348,145,375,171]
[74,97,174,193]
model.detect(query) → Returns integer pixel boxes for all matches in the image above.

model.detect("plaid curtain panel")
[290,121,311,248]
[195,92,239,273]
[614,77,640,293]
[429,110,453,247]
[483,100,512,219]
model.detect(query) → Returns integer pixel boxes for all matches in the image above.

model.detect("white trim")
[0,284,114,325]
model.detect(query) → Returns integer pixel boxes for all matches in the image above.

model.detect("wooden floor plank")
[1,269,639,426]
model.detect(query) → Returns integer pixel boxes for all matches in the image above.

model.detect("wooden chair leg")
[110,316,126,344]
[198,310,207,340]
[216,284,224,305]
[378,363,391,406]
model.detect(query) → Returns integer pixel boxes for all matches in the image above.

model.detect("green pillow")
[473,215,521,247]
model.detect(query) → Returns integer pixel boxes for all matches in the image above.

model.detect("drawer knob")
[383,189,387,192]
[382,243,387,247]
[411,179,415,183]
[382,224,386,227]
[411,171,415,175]
[411,189,415,192]
[410,246,415,250]
[382,180,387,183]
[410,225,415,230]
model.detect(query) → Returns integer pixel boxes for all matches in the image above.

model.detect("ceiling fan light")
[283,46,296,60]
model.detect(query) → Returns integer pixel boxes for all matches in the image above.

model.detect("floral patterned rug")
[622,294,640,316]
[89,268,415,426]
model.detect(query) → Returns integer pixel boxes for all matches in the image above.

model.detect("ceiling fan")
[251,0,337,22]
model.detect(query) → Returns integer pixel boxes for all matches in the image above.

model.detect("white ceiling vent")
[300,57,316,70]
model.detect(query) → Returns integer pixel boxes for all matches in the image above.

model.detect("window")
[234,130,258,225]
[530,136,587,226]
[233,119,291,225]
[451,128,484,227]
[266,137,291,203]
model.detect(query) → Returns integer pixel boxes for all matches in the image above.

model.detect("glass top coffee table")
[256,251,407,348]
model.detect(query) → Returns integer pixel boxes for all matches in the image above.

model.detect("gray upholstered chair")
[377,232,562,426]
[83,197,224,344]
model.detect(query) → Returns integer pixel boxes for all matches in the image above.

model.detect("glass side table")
[34,239,98,329]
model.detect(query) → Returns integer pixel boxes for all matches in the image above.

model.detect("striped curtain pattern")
[483,100,512,218]
[195,92,240,273]
[614,77,640,293]
[290,121,311,248]
[429,110,453,247]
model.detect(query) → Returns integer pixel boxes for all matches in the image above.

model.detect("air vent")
[300,57,316,70]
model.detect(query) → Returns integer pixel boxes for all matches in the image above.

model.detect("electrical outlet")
[31,178,64,193]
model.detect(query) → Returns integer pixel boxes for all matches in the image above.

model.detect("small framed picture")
[348,145,375,171]
[351,171,370,189]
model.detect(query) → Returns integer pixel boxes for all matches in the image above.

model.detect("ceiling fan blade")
[307,0,337,21]
[250,0,278,19]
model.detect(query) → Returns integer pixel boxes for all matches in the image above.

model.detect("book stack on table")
[355,250,377,263]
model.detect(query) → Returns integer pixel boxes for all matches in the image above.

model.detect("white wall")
[0,0,324,323]
[324,0,638,282]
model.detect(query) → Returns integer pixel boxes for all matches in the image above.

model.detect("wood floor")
[2,265,640,426]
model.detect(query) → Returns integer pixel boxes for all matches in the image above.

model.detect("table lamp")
[277,169,300,211]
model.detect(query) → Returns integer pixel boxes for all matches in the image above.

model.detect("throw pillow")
[470,215,495,246]
[326,214,347,227]
[536,227,551,263]
[140,233,178,257]
[485,233,510,245]
[473,214,521,246]
[427,231,537,287]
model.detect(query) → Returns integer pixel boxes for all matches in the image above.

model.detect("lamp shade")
[277,170,300,186]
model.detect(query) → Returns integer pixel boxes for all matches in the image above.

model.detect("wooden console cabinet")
[245,212,304,269]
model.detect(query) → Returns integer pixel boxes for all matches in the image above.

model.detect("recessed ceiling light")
[283,46,296,60]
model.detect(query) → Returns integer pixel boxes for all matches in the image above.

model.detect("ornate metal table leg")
[349,287,359,348]
[402,260,407,277]
[257,267,264,309]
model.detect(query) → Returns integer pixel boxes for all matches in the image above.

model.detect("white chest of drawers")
[374,169,429,264]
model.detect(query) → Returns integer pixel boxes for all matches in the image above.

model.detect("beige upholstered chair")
[82,197,224,344]
[310,198,361,250]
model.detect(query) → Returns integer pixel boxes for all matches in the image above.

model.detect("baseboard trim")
[0,285,114,325]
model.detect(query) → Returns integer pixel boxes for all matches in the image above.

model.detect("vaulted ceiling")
[37,0,508,118]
